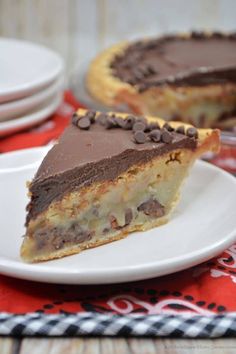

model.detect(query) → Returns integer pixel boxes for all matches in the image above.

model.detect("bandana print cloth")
[0,91,236,338]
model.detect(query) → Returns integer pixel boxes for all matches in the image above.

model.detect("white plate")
[0,38,64,103]
[0,147,236,285]
[0,93,62,137]
[0,75,64,121]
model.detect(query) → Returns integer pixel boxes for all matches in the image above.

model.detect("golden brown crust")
[87,41,131,106]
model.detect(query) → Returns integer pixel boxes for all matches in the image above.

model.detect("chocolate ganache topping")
[26,111,198,223]
[110,32,236,92]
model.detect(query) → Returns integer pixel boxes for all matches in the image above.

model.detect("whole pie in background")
[86,32,236,129]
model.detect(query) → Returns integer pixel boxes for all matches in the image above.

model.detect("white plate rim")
[0,75,64,120]
[0,94,62,136]
[0,38,64,102]
[0,147,236,284]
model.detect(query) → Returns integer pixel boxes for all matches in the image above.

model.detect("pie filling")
[22,149,192,261]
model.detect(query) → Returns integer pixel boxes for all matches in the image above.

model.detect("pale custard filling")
[22,149,194,260]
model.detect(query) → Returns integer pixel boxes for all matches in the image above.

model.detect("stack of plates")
[0,38,64,136]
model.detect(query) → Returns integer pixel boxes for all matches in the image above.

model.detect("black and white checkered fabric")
[1,312,236,337]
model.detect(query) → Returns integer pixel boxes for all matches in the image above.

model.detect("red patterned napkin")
[1,248,236,316]
[0,91,236,317]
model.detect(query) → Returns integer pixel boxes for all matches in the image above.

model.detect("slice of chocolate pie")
[87,32,236,129]
[21,109,220,262]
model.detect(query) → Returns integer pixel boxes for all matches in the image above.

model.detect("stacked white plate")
[0,38,64,136]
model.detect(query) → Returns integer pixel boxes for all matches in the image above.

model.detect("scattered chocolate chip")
[115,116,126,128]
[147,122,160,131]
[72,112,79,126]
[125,208,133,225]
[110,114,119,125]
[147,64,157,74]
[133,121,146,132]
[137,117,148,125]
[163,122,174,131]
[161,129,173,143]
[137,198,164,217]
[191,31,204,39]
[134,130,146,144]
[105,115,117,129]
[78,117,91,130]
[176,125,185,135]
[123,115,135,130]
[86,110,96,123]
[133,68,144,80]
[97,113,107,126]
[149,129,161,142]
[187,127,198,138]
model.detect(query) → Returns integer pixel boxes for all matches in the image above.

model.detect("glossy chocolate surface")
[111,33,236,91]
[26,114,197,223]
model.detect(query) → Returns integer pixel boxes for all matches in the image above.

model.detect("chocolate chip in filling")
[35,224,93,251]
[125,208,133,225]
[137,198,165,218]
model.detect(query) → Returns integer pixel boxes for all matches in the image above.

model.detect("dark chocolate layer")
[111,32,236,91]
[26,114,197,224]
